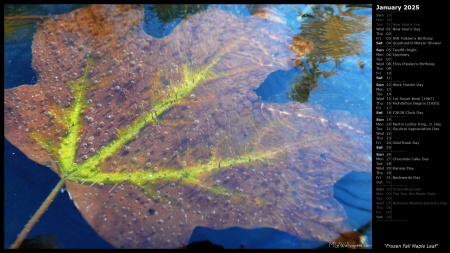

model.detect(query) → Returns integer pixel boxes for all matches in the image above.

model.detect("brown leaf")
[4,5,371,248]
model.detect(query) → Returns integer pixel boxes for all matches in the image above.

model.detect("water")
[4,4,371,249]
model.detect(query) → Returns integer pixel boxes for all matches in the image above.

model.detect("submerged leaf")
[4,5,371,248]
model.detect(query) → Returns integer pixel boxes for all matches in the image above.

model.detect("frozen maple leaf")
[4,5,371,248]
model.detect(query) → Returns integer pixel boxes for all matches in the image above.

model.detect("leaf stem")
[10,178,66,249]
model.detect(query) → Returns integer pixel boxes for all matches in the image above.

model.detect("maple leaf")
[4,5,371,248]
